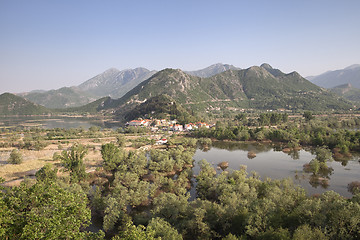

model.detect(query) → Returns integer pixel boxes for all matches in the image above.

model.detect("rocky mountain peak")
[186,63,239,78]
[260,63,273,70]
[247,66,270,74]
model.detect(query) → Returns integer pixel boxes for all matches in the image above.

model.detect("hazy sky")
[1,0,359,93]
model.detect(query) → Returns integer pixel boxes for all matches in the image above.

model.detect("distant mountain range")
[76,67,157,98]
[18,63,236,108]
[185,63,240,78]
[99,64,352,119]
[2,63,356,117]
[0,93,50,115]
[307,64,360,88]
[18,87,96,109]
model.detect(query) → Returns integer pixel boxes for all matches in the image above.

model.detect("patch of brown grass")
[0,149,60,181]
[0,134,153,184]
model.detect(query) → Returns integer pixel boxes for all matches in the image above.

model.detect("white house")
[171,124,183,132]
[127,120,145,126]
[156,138,168,145]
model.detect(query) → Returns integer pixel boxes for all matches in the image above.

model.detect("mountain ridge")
[307,64,360,88]
[20,87,96,109]
[101,64,352,118]
[185,63,240,77]
[2,63,354,117]
[76,67,157,98]
[0,93,51,115]
[330,83,360,105]
[14,63,237,108]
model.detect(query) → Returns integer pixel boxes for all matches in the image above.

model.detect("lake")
[0,116,119,130]
[2,116,360,198]
[192,141,360,198]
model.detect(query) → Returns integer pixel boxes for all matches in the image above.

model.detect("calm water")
[0,116,116,129]
[2,117,360,198]
[192,142,360,198]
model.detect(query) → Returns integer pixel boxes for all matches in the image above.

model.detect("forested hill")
[0,93,51,115]
[20,87,96,109]
[102,64,352,114]
[330,83,360,105]
[53,96,112,114]
[123,94,196,123]
[15,64,237,109]
[3,64,352,117]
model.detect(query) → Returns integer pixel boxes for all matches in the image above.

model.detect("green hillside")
[105,65,352,114]
[55,96,112,114]
[0,93,51,115]
[124,94,195,122]
[330,84,360,106]
[22,87,96,109]
[308,64,360,88]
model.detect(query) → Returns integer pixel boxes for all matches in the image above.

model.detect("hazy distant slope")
[186,63,240,77]
[76,67,157,98]
[18,67,156,109]
[21,87,96,109]
[307,64,360,88]
[0,93,50,115]
[55,96,112,114]
[330,83,360,105]
[105,64,351,114]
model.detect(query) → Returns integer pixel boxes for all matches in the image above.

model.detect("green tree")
[147,217,183,240]
[258,113,270,126]
[1,181,91,239]
[60,144,87,183]
[348,181,360,195]
[101,143,125,172]
[116,134,126,147]
[113,221,158,240]
[0,178,12,239]
[152,192,189,226]
[303,111,314,121]
[35,163,57,183]
[8,149,23,164]
[222,233,241,240]
[89,126,100,132]
[292,224,328,240]
[257,227,291,240]
[309,159,320,175]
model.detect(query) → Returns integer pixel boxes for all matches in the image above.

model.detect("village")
[125,118,212,144]
[126,118,211,132]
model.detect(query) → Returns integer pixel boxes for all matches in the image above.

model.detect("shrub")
[116,135,126,147]
[8,149,23,164]
[348,181,360,195]
[53,152,61,161]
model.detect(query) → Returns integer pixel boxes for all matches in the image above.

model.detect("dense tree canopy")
[3,115,360,239]
[0,180,91,239]
[60,143,88,183]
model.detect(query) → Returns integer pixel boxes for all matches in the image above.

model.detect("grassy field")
[0,131,171,185]
[0,136,117,184]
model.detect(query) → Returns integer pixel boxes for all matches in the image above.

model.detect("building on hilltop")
[127,120,146,127]
[197,122,210,128]
[171,124,183,132]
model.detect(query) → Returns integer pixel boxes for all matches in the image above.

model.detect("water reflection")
[193,141,360,198]
[212,141,273,153]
